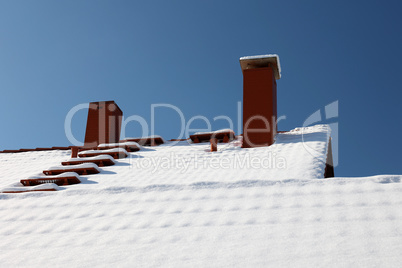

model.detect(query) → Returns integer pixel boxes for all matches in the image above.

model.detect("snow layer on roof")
[193,128,234,135]
[47,162,99,170]
[27,172,80,180]
[45,163,101,172]
[0,124,401,267]
[79,148,128,155]
[124,135,164,140]
[0,183,60,193]
[98,141,141,148]
[0,150,71,187]
[65,155,116,163]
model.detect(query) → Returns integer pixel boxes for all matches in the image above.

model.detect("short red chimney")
[71,146,79,158]
[210,138,218,152]
[240,55,281,148]
[84,101,123,148]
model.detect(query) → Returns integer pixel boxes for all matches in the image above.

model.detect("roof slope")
[0,124,401,267]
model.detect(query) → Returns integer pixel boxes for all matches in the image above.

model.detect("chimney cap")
[239,54,281,80]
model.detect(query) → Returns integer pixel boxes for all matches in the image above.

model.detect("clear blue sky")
[0,0,401,177]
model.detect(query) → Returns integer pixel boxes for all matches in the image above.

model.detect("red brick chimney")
[240,55,281,148]
[84,101,123,148]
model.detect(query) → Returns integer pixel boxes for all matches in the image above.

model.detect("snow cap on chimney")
[240,54,281,80]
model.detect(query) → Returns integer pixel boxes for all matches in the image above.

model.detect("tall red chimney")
[240,55,281,148]
[84,100,123,148]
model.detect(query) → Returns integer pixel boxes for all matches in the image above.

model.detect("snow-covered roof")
[0,124,401,266]
[240,54,281,80]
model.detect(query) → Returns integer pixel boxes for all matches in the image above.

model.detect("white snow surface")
[0,124,401,267]
[0,183,60,193]
[45,162,101,172]
[124,135,164,140]
[79,148,128,155]
[27,172,80,179]
[98,141,141,148]
[194,128,234,135]
[65,155,116,163]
